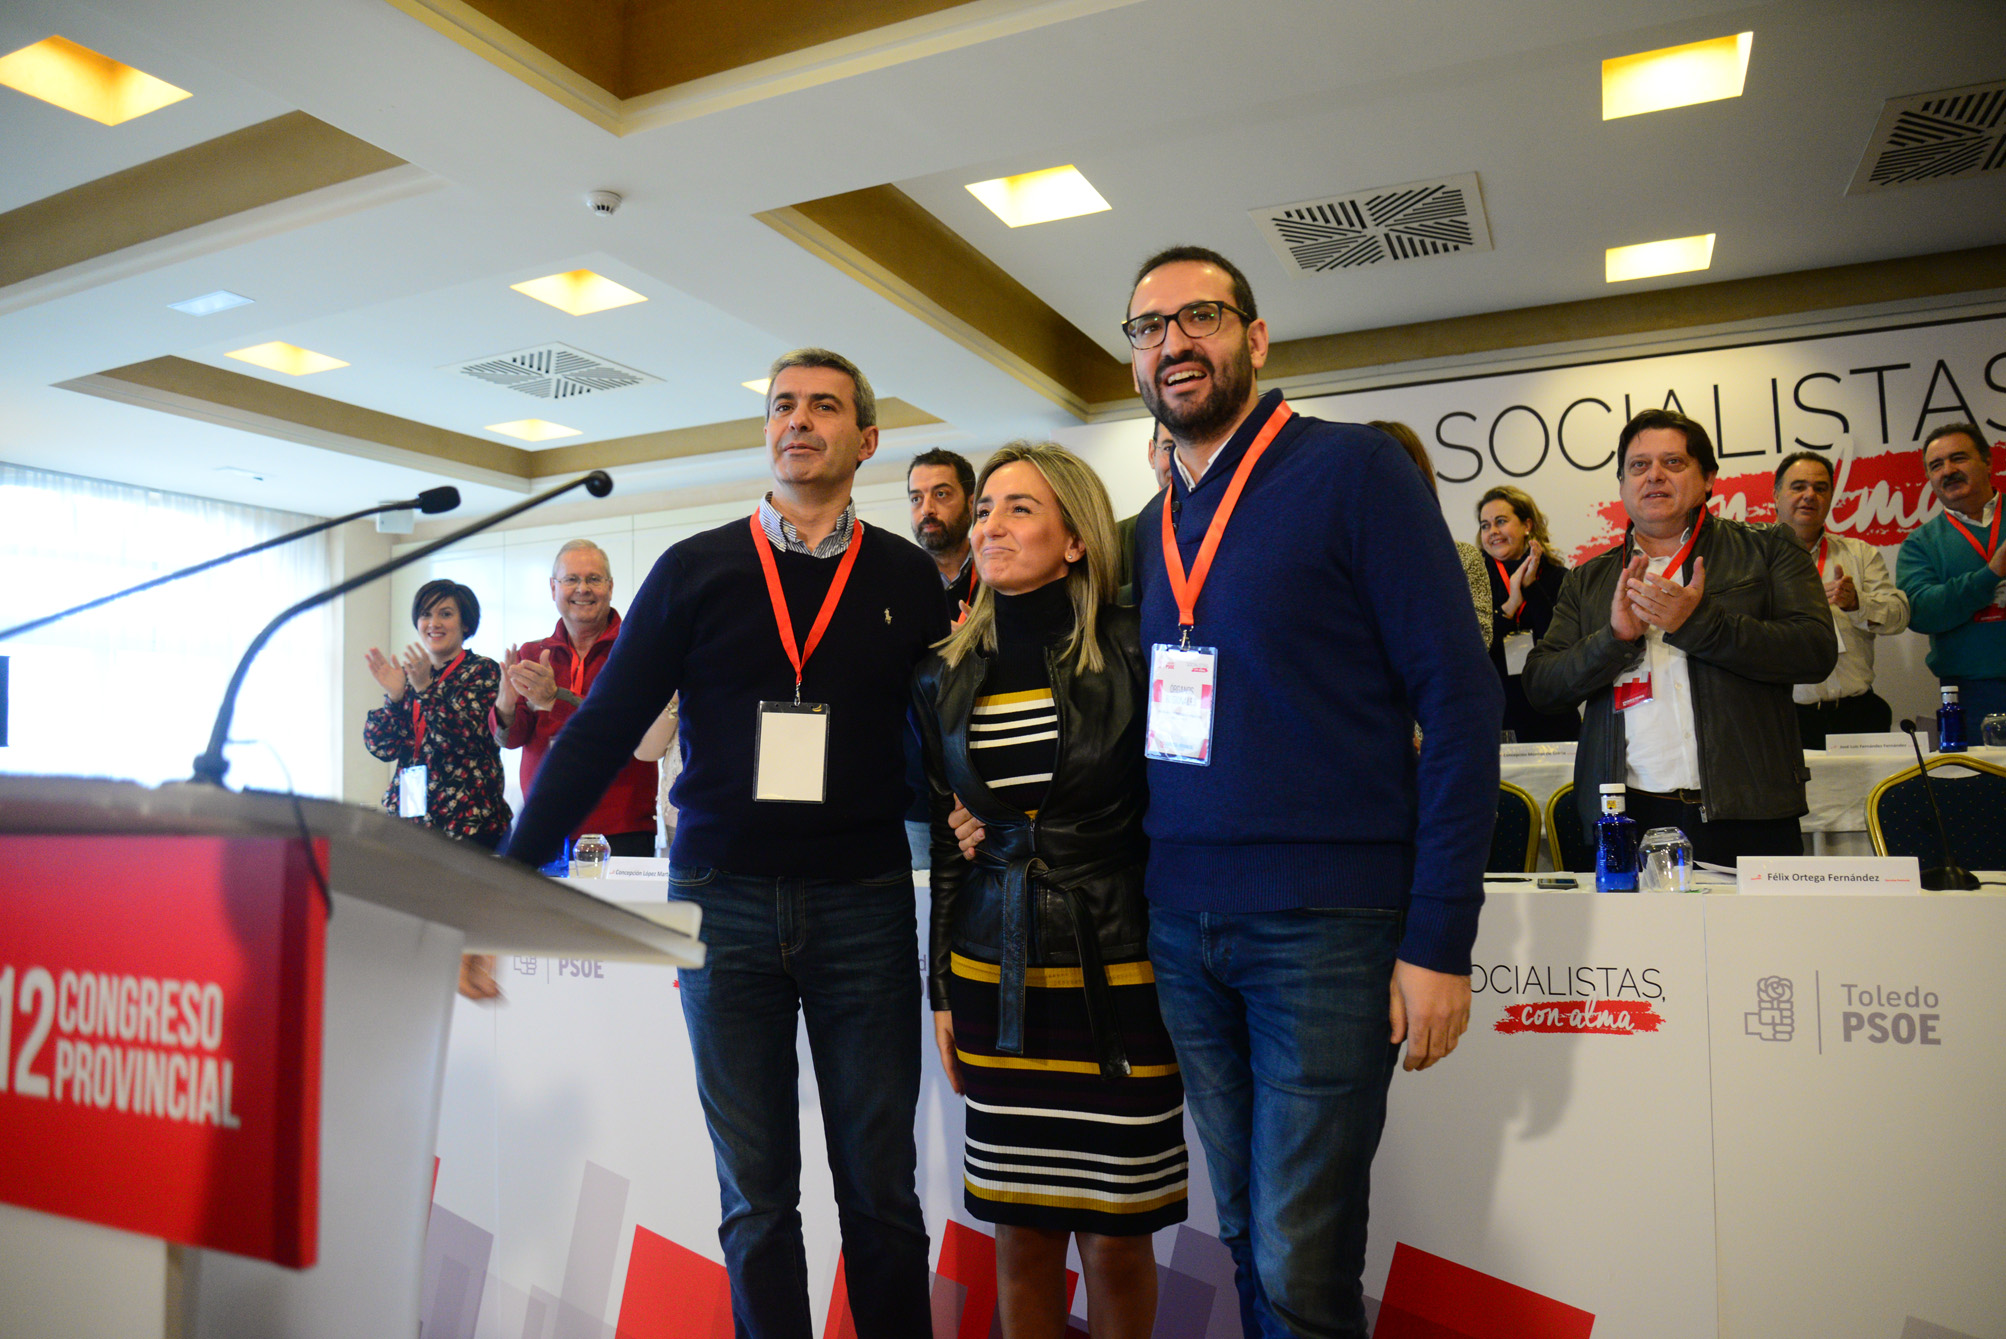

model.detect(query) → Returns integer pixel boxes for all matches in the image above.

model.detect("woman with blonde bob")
[1474,483,1579,742]
[913,442,1185,1338]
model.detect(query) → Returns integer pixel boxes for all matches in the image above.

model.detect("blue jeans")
[1149,905,1402,1339]
[670,864,932,1339]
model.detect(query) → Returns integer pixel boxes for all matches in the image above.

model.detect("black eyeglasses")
[1120,300,1253,350]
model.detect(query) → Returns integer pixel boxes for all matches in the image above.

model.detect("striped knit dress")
[948,581,1188,1236]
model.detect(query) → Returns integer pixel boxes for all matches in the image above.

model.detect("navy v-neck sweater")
[1133,390,1503,975]
[504,517,949,877]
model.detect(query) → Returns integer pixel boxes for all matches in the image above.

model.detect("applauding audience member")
[1897,423,2006,722]
[1475,486,1579,742]
[1524,410,1836,866]
[1770,453,1910,748]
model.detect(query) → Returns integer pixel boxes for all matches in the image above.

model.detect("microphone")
[189,470,614,787]
[0,485,464,645]
[1898,719,1979,891]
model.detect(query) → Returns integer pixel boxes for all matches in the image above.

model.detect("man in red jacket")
[496,539,660,856]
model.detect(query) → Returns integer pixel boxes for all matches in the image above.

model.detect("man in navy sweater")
[504,349,945,1339]
[1125,248,1501,1336]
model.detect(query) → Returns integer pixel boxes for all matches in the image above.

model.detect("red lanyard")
[1944,507,1999,562]
[1493,556,1521,622]
[1161,400,1294,642]
[750,512,864,701]
[1816,534,1827,579]
[409,649,466,753]
[1635,507,1706,580]
[565,646,588,697]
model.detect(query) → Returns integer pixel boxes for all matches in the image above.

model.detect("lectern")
[0,776,701,1339]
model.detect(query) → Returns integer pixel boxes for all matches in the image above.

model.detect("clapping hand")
[402,644,434,693]
[1502,539,1543,619]
[505,648,559,711]
[363,647,407,698]
[1609,554,1650,642]
[1824,563,1859,612]
[1627,556,1706,634]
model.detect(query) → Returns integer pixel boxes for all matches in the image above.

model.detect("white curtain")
[0,462,337,796]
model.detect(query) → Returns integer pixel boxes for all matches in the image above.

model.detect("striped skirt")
[948,951,1189,1235]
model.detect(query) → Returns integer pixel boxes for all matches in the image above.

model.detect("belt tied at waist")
[983,850,1132,1080]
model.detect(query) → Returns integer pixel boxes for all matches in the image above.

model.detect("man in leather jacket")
[1524,409,1838,865]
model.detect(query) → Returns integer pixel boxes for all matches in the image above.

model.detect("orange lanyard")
[409,649,466,753]
[1635,507,1706,580]
[1944,507,1999,563]
[750,512,864,702]
[565,646,588,698]
[1493,556,1521,622]
[1161,400,1294,644]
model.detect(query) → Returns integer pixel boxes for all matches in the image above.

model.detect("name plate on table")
[1739,856,1921,895]
[1501,741,1577,759]
[1822,733,1910,753]
[604,857,669,881]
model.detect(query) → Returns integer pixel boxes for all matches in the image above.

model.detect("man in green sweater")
[1897,422,2006,722]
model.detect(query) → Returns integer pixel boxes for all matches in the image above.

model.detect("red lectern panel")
[0,835,325,1267]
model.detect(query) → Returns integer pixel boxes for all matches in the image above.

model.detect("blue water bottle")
[1937,684,1967,753]
[1595,783,1639,893]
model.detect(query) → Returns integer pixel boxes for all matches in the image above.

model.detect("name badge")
[1147,643,1218,765]
[1613,665,1653,712]
[755,701,829,803]
[397,765,428,818]
[1503,630,1534,676]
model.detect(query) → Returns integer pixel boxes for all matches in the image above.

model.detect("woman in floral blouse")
[363,579,511,849]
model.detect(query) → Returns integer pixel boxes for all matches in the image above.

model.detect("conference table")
[1500,742,2006,859]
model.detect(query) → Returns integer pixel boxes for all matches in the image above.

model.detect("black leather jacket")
[1523,513,1838,836]
[911,604,1148,1078]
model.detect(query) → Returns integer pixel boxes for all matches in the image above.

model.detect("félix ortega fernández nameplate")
[1737,856,1922,895]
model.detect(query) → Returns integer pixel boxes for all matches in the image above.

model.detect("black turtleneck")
[971,578,1075,817]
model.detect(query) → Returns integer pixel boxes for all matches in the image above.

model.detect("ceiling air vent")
[444,343,659,400]
[1250,172,1492,275]
[1848,80,2006,195]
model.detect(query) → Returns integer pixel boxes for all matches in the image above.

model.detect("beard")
[914,511,971,554]
[1138,339,1257,445]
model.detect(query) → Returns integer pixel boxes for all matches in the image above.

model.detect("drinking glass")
[1983,713,2006,748]
[1637,827,1693,894]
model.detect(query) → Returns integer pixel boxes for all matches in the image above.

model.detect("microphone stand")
[1899,719,1979,891]
[189,472,612,787]
[0,487,461,645]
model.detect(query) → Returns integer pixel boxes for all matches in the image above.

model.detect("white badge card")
[754,701,830,803]
[1146,643,1218,765]
[397,765,428,819]
[1503,630,1534,676]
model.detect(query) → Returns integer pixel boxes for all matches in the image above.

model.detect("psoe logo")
[1492,998,1664,1035]
[1745,975,1794,1042]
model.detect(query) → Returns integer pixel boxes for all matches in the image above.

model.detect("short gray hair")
[552,538,611,578]
[768,347,876,429]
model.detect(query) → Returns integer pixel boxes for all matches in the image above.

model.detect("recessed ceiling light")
[509,270,647,316]
[169,290,255,317]
[213,465,265,482]
[486,419,581,442]
[0,36,191,126]
[742,378,771,396]
[1602,33,1752,120]
[1606,233,1716,283]
[966,165,1111,228]
[225,342,348,375]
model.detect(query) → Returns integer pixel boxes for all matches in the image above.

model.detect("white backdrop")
[1055,311,2006,726]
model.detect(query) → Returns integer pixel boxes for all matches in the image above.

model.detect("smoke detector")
[586,190,623,216]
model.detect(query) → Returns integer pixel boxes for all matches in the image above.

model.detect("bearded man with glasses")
[496,538,664,858]
[1121,246,1501,1337]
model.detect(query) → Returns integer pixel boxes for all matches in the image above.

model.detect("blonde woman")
[912,443,1185,1339]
